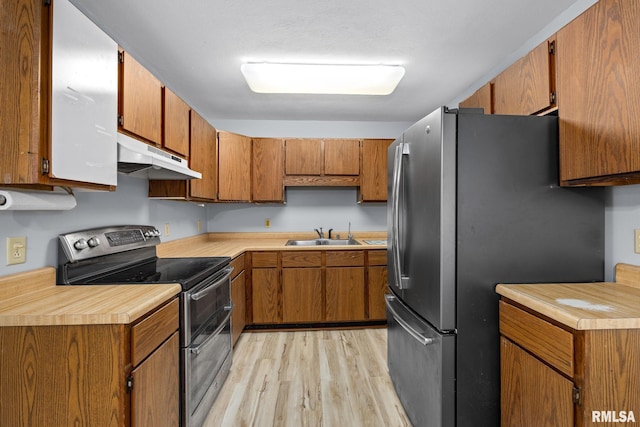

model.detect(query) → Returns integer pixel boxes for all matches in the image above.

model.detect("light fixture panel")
[241,63,405,95]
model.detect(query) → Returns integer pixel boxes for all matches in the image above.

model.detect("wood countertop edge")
[0,282,181,327]
[495,282,640,330]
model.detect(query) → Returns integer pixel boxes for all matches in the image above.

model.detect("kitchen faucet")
[347,222,353,240]
[315,227,324,238]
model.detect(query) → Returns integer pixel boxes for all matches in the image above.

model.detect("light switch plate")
[7,237,26,265]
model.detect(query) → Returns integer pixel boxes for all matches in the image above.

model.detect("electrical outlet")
[265,218,271,228]
[7,237,26,265]
[635,229,640,254]
[164,223,170,236]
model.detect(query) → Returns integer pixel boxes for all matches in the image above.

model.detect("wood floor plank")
[204,328,411,427]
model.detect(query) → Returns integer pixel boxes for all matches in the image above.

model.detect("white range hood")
[117,132,201,180]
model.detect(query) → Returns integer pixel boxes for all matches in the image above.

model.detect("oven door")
[182,310,232,427]
[182,266,233,346]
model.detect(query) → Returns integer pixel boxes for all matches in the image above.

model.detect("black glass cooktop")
[82,256,230,291]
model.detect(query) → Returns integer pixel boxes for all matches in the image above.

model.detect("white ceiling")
[71,0,586,124]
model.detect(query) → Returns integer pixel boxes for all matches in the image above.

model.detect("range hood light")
[240,63,405,95]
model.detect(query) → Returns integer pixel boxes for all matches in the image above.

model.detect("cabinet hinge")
[126,375,134,393]
[550,91,557,105]
[548,40,556,55]
[41,158,50,174]
[572,386,582,405]
[118,51,124,63]
[118,115,124,126]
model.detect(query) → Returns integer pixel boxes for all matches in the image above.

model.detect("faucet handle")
[315,227,324,238]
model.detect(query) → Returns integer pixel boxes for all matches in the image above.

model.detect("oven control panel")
[58,225,161,263]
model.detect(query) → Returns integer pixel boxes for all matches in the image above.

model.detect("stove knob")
[73,239,88,250]
[87,237,100,248]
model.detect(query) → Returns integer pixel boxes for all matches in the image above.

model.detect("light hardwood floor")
[204,328,411,427]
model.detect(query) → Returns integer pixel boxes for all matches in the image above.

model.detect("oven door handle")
[189,306,233,355]
[190,266,234,301]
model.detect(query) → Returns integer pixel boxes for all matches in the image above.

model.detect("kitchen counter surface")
[0,231,386,327]
[156,231,388,258]
[0,267,181,327]
[496,263,640,330]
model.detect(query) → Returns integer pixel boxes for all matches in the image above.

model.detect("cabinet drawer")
[326,250,364,267]
[499,301,574,377]
[252,251,278,268]
[367,250,387,266]
[230,254,245,280]
[131,297,179,366]
[282,251,322,267]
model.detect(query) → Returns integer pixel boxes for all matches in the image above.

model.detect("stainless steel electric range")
[57,225,233,427]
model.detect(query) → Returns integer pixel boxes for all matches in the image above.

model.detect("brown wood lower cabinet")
[326,266,365,321]
[499,299,640,426]
[249,249,386,326]
[0,298,180,426]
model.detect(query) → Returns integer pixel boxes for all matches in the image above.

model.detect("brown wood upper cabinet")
[218,131,252,201]
[252,138,285,202]
[119,50,163,145]
[1,0,117,190]
[162,87,190,158]
[148,110,218,201]
[459,82,493,114]
[284,139,361,187]
[359,139,393,202]
[493,36,556,116]
[557,0,640,186]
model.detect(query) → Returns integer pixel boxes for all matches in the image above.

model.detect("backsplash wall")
[0,175,207,276]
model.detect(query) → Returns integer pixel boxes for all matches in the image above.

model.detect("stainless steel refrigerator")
[386,107,604,426]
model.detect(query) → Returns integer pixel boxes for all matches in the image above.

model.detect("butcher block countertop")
[0,267,181,327]
[496,263,640,330]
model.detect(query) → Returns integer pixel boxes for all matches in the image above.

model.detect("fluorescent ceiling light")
[240,63,405,95]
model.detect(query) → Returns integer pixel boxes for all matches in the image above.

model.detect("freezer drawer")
[386,294,455,427]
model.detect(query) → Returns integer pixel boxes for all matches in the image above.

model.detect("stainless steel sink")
[285,238,360,246]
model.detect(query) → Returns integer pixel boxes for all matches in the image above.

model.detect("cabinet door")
[360,139,393,202]
[0,0,48,185]
[282,267,323,323]
[500,337,574,427]
[50,0,117,186]
[231,270,246,346]
[218,131,252,201]
[189,110,218,200]
[324,139,360,175]
[163,87,190,158]
[252,268,281,324]
[493,38,554,116]
[367,266,388,320]
[557,0,640,184]
[325,267,365,321]
[119,51,162,145]
[253,138,284,202]
[285,139,322,175]
[459,82,493,114]
[131,332,180,427]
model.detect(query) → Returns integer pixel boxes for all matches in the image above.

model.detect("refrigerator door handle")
[385,294,434,346]
[391,143,410,289]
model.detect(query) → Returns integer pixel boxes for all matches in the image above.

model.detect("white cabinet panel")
[51,0,117,186]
